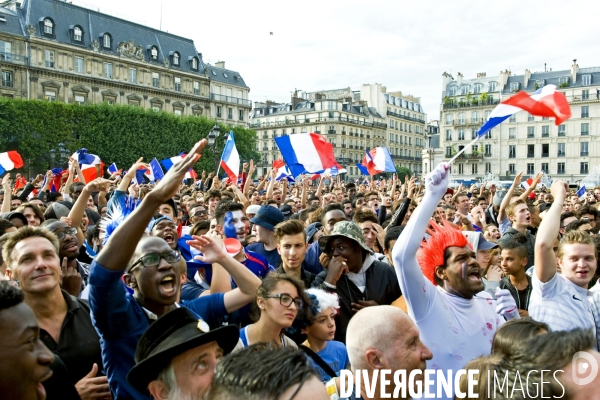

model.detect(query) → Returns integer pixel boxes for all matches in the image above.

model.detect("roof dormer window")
[74,26,82,41]
[173,52,180,66]
[103,33,111,49]
[151,46,158,60]
[39,17,55,38]
[188,56,199,71]
[192,57,198,69]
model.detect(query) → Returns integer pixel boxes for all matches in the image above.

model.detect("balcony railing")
[249,116,387,130]
[453,118,484,126]
[542,152,549,157]
[391,154,420,161]
[442,98,500,110]
[527,153,535,158]
[581,169,589,174]
[1,79,12,87]
[0,51,28,65]
[210,93,252,107]
[328,129,336,134]
[581,151,589,156]
[386,111,426,124]
[558,152,565,157]
[582,131,589,136]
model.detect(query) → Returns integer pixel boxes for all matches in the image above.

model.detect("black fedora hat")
[127,307,239,396]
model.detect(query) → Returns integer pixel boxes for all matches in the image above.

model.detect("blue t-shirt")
[88,261,227,400]
[245,242,281,269]
[310,341,350,383]
[302,240,324,275]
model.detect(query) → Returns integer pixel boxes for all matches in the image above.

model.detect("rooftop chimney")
[524,69,531,88]
[571,59,579,83]
[215,61,225,69]
[456,72,463,86]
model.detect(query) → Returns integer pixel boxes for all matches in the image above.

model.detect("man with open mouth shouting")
[392,162,520,400]
[87,139,262,400]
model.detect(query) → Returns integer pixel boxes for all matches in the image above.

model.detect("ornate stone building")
[0,0,250,125]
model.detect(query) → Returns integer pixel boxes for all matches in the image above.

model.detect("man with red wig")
[392,163,518,397]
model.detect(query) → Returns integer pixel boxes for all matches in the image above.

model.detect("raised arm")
[96,141,206,271]
[266,168,276,199]
[535,181,567,283]
[498,172,522,222]
[300,177,309,209]
[519,172,542,201]
[188,235,261,313]
[68,178,111,248]
[315,175,325,199]
[63,160,76,198]
[243,160,255,196]
[392,162,450,319]
[1,174,11,213]
[231,185,250,211]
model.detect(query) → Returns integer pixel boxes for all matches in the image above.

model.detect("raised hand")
[60,257,82,297]
[495,288,520,320]
[126,157,149,178]
[187,234,227,264]
[512,171,523,188]
[1,174,11,190]
[150,140,206,203]
[85,178,111,193]
[550,180,568,203]
[425,162,450,199]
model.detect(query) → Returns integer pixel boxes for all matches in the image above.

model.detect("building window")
[103,33,111,49]
[509,145,516,158]
[527,114,534,122]
[527,163,535,175]
[582,90,589,100]
[1,71,12,87]
[228,108,233,119]
[0,40,11,61]
[173,52,180,66]
[447,86,457,96]
[445,146,452,157]
[581,162,589,174]
[74,95,85,105]
[174,77,181,92]
[472,164,478,174]
[485,163,491,174]
[193,81,199,95]
[174,109,183,116]
[104,62,113,78]
[129,68,137,84]
[509,127,516,139]
[473,84,481,94]
[510,82,520,92]
[489,81,497,92]
[542,125,549,137]
[152,105,161,112]
[558,143,565,157]
[581,123,589,136]
[75,56,84,73]
[458,129,465,140]
[445,114,452,125]
[43,18,54,35]
[557,162,565,174]
[44,90,56,101]
[581,105,589,118]
[152,72,159,88]
[581,142,589,156]
[558,125,565,136]
[509,163,516,175]
[485,131,492,139]
[471,128,477,140]
[151,46,158,60]
[527,144,535,158]
[73,26,82,42]
[541,163,548,173]
[458,164,464,174]
[45,50,54,68]
[542,143,549,157]
[509,115,516,123]
[527,126,535,138]
[216,106,222,118]
[239,109,244,121]
[191,57,198,70]
[484,144,492,156]
[582,75,592,86]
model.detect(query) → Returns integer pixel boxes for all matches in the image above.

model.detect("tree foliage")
[395,166,412,182]
[0,98,259,175]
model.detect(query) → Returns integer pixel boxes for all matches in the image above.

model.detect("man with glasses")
[41,219,90,297]
[3,226,108,399]
[188,204,208,225]
[364,191,380,214]
[88,140,262,399]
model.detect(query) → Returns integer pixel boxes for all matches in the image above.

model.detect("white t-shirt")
[529,273,596,333]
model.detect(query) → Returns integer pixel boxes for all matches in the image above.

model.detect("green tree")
[395,166,412,182]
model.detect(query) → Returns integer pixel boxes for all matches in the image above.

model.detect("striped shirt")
[529,273,598,340]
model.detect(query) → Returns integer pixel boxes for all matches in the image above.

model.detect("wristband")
[322,281,337,290]
[326,379,339,400]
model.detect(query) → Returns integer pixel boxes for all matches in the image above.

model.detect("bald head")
[346,305,432,373]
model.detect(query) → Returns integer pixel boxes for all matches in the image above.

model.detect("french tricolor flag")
[477,85,571,137]
[220,131,240,181]
[71,149,104,182]
[0,151,24,175]
[145,158,165,182]
[274,133,337,177]
[521,178,534,190]
[356,147,396,176]
[273,159,295,182]
[161,153,185,171]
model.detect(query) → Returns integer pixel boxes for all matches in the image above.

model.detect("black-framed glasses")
[54,227,78,240]
[264,293,303,309]
[129,251,181,271]
[192,210,207,217]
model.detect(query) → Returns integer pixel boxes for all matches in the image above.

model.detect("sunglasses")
[55,227,78,240]
[192,210,207,217]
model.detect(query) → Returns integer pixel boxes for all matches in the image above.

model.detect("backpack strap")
[300,344,337,379]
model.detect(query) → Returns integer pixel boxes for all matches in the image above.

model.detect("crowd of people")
[1,138,600,399]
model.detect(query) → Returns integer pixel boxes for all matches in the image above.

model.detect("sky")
[72,0,600,122]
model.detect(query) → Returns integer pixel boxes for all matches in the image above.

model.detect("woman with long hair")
[239,273,312,348]
[16,202,45,227]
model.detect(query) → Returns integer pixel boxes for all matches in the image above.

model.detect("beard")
[169,387,206,400]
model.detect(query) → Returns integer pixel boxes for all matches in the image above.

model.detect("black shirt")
[40,290,104,384]
[275,266,316,289]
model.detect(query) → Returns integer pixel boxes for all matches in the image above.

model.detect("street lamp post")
[207,123,229,173]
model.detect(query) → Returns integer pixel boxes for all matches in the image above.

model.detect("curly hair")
[417,221,469,285]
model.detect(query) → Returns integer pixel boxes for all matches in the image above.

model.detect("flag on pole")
[577,185,587,199]
[220,131,240,182]
[273,159,295,182]
[274,133,337,177]
[145,158,165,182]
[356,147,396,176]
[477,85,571,138]
[107,163,119,175]
[0,150,24,175]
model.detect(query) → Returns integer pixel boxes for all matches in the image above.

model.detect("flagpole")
[448,136,480,164]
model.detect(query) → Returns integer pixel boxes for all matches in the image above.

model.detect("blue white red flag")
[220,131,240,182]
[356,147,395,176]
[275,133,337,177]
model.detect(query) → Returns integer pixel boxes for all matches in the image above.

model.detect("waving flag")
[273,159,295,182]
[521,177,534,191]
[145,158,165,182]
[577,185,587,199]
[220,131,240,181]
[357,147,395,176]
[0,150,24,175]
[161,153,186,171]
[478,85,571,137]
[107,163,119,175]
[71,149,104,182]
[275,133,337,177]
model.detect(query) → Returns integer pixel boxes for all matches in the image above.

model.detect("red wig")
[417,221,469,285]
